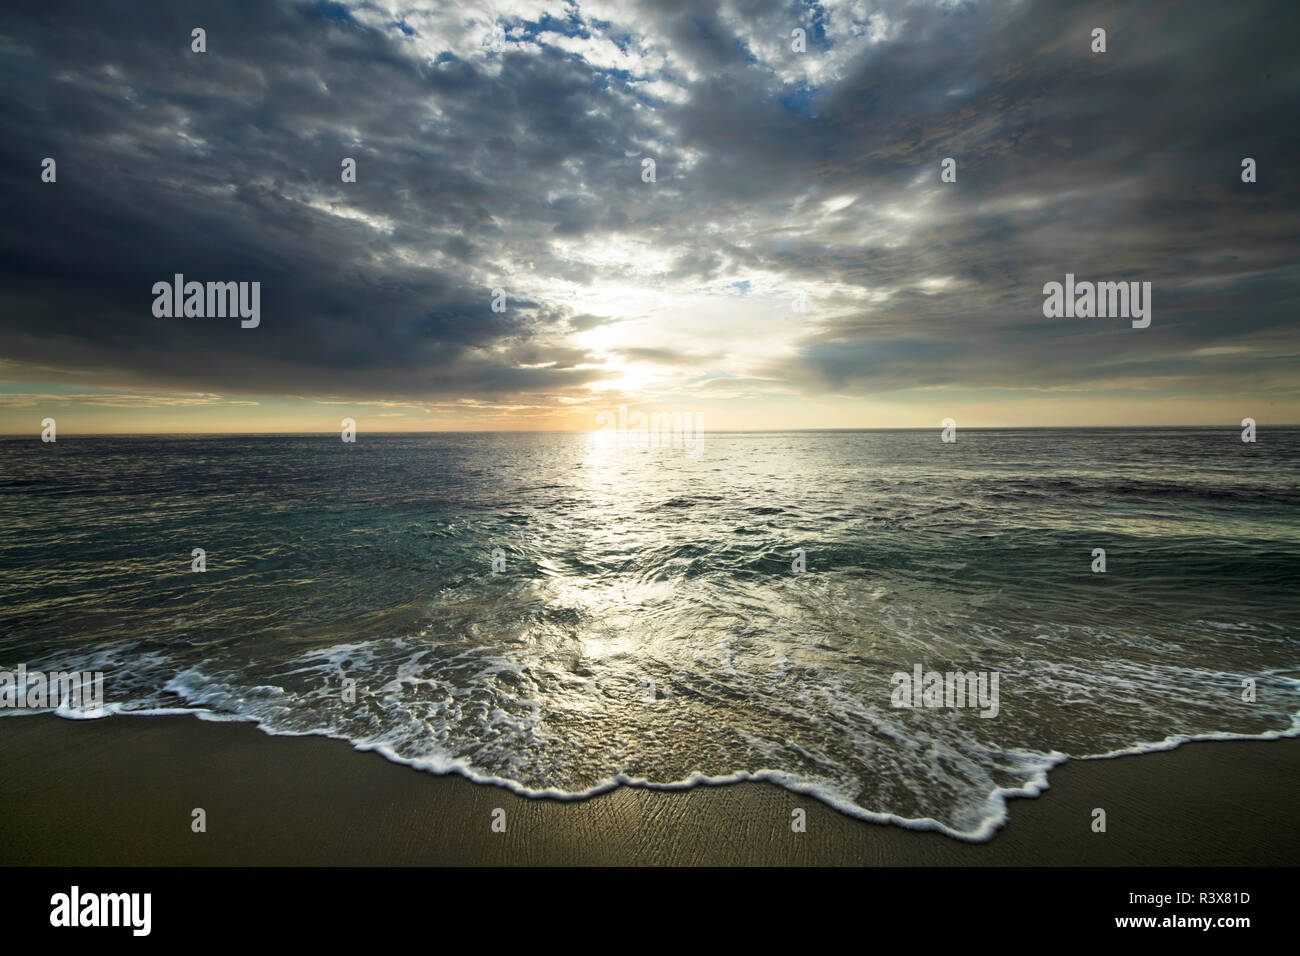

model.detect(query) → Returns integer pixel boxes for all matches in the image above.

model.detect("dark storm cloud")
[637,0,1300,398]
[0,0,652,400]
[0,0,1296,405]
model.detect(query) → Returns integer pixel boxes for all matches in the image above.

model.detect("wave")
[4,635,1296,842]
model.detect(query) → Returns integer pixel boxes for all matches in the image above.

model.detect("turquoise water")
[1,429,1297,838]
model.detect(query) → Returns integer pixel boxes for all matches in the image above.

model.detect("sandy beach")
[0,714,1294,866]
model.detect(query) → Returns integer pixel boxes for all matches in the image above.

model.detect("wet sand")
[0,713,1295,865]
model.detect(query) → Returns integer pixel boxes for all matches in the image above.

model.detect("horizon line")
[3,424,1294,437]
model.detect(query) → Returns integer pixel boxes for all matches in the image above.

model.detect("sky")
[0,0,1296,433]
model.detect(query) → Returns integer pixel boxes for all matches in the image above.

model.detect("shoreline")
[3,713,1297,865]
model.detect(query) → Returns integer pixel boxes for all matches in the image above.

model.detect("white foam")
[4,633,1297,842]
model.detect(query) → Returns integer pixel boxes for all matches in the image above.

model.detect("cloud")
[612,346,715,366]
[0,0,1295,419]
[0,391,258,408]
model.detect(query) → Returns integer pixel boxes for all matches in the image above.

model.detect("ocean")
[1,428,1296,839]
